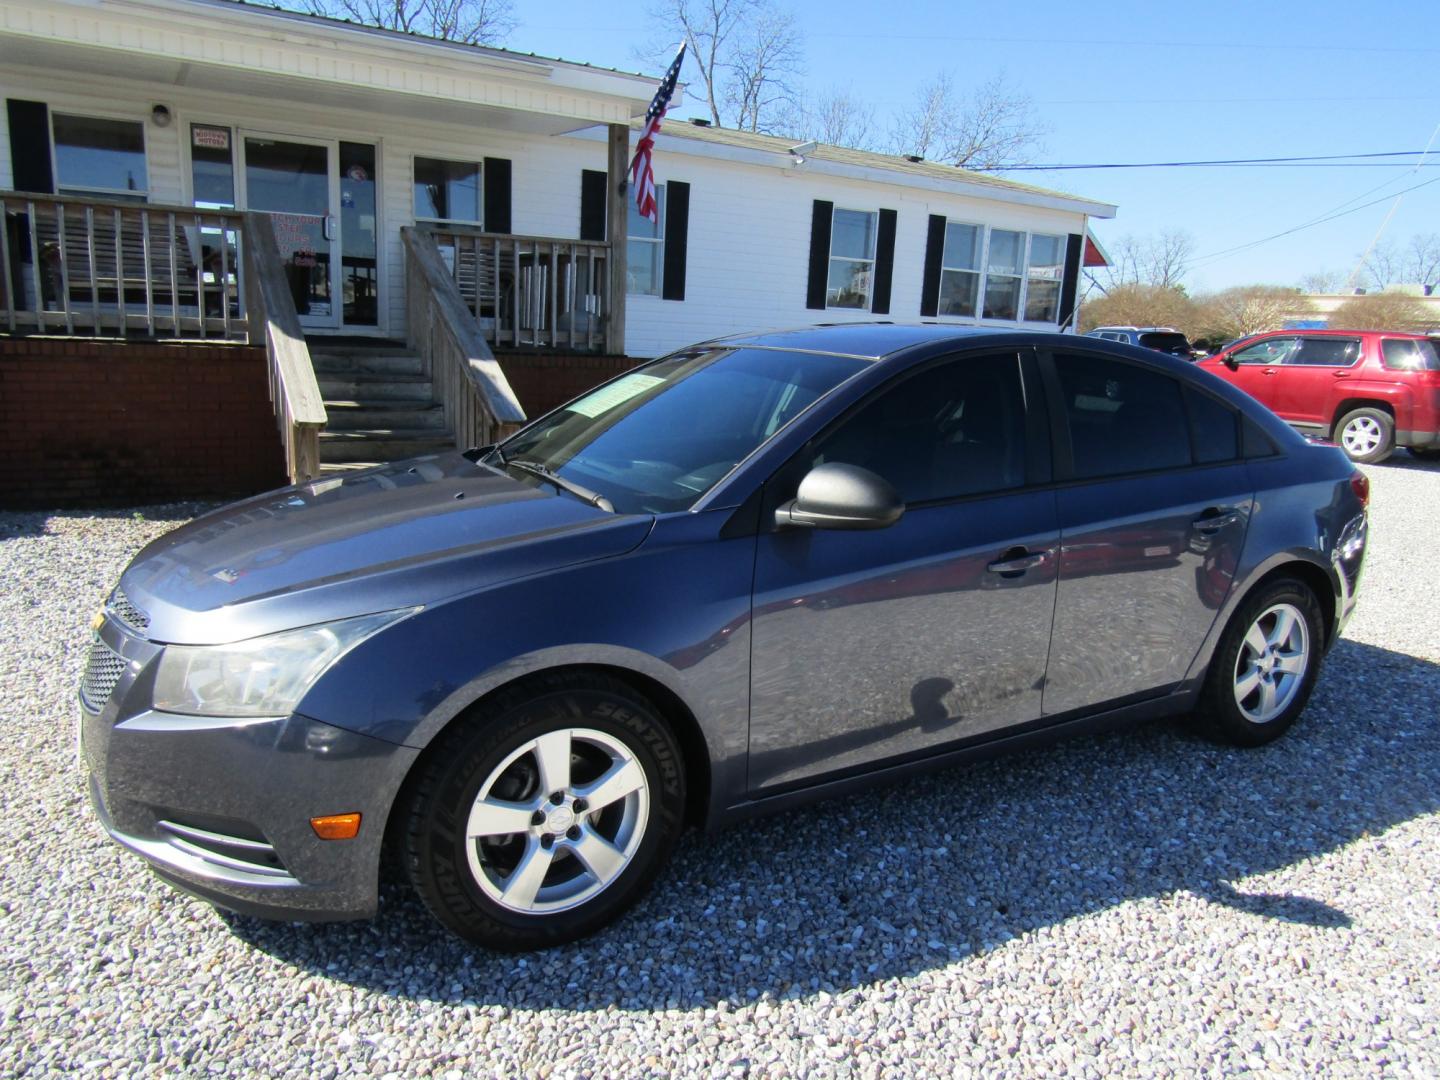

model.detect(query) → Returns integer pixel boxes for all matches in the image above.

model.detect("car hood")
[116,453,654,644]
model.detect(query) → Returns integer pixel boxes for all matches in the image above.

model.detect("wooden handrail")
[242,211,326,483]
[402,226,526,449]
[0,190,247,339]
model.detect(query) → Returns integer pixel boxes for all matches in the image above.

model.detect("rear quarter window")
[1381,338,1440,371]
[1054,352,1191,479]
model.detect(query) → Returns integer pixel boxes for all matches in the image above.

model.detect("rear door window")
[1290,337,1361,367]
[1185,387,1240,464]
[1053,352,1191,479]
[1381,338,1440,371]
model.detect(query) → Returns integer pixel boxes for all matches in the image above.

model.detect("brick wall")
[496,351,644,420]
[0,339,287,507]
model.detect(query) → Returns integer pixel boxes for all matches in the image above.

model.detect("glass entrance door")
[241,134,340,330]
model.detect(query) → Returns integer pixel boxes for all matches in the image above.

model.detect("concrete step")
[316,373,436,402]
[318,429,455,463]
[311,351,424,376]
[324,399,446,431]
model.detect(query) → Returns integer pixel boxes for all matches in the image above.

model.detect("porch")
[0,184,632,486]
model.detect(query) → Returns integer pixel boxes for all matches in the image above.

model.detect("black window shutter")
[661,180,689,302]
[870,208,898,315]
[580,169,607,241]
[483,157,512,234]
[806,200,834,310]
[1058,232,1084,329]
[7,99,54,195]
[920,214,947,317]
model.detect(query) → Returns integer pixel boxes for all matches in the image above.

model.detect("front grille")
[80,639,127,713]
[156,819,292,879]
[109,588,150,633]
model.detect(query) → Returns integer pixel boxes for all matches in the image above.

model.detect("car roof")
[1245,328,1432,339]
[702,323,1042,360]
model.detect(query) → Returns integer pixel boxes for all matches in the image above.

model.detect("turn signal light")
[1350,471,1370,509]
[310,813,362,840]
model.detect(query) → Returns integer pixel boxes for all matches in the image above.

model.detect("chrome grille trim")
[109,588,150,633]
[155,820,292,879]
[79,640,127,713]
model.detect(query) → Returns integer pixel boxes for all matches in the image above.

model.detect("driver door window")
[809,352,1031,503]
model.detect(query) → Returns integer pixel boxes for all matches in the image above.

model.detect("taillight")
[1350,470,1370,508]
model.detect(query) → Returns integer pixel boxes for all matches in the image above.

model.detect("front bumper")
[80,621,419,922]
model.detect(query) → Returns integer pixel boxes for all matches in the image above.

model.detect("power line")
[984,151,1435,171]
[1184,174,1440,269]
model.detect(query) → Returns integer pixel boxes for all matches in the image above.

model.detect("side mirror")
[775,462,904,531]
[1222,354,1239,370]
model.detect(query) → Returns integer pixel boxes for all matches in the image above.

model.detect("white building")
[0,0,1116,486]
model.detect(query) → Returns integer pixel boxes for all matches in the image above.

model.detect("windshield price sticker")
[567,373,665,418]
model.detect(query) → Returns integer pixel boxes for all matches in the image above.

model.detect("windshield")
[1138,332,1192,356]
[490,347,870,514]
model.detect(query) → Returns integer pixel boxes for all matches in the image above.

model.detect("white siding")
[3,63,1094,355]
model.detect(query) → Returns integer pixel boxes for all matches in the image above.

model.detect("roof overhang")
[1084,232,1112,268]
[0,0,666,133]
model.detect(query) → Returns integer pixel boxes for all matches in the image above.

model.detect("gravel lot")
[2,459,1438,1078]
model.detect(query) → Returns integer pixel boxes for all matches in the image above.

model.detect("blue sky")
[508,0,1440,293]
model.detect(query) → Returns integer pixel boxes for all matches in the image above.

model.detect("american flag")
[630,41,687,223]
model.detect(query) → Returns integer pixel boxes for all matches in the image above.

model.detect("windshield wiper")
[504,458,615,513]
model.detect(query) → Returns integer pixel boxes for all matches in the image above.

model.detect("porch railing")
[243,211,326,483]
[419,224,611,354]
[402,227,526,449]
[0,191,247,339]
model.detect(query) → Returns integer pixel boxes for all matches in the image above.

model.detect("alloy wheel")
[1341,416,1383,458]
[464,727,650,914]
[1232,602,1310,724]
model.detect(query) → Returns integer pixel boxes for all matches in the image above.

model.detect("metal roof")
[645,119,1113,212]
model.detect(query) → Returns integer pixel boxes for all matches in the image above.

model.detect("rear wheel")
[1197,578,1324,747]
[403,672,686,950]
[1335,407,1394,464]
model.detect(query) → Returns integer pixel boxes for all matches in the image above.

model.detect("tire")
[1196,578,1325,748]
[403,671,686,950]
[1334,407,1394,464]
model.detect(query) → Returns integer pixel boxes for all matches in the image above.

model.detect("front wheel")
[1335,407,1394,464]
[402,672,686,950]
[1196,579,1324,747]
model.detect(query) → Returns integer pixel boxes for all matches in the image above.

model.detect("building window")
[627,183,665,295]
[1023,233,1065,322]
[827,208,877,309]
[414,157,481,223]
[53,113,147,199]
[190,124,235,209]
[938,222,981,317]
[982,228,1024,320]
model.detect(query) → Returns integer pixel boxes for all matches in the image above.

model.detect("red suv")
[1198,330,1440,463]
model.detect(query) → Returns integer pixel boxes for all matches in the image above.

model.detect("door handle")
[1261,367,1278,375]
[323,215,337,241]
[987,547,1049,576]
[1331,370,1351,379]
[1192,507,1241,533]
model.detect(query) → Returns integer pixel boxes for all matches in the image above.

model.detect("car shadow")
[224,637,1438,1010]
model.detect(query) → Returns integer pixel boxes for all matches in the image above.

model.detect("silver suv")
[1087,326,1195,359]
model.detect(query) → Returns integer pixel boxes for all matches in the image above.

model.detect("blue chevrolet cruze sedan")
[80,324,1369,949]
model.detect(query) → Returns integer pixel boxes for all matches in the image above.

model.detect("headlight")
[152,609,418,718]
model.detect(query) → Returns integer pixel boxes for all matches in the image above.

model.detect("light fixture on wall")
[151,104,172,128]
[788,141,816,166]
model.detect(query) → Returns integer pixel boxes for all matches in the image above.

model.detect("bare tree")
[792,87,878,150]
[1406,233,1440,290]
[1298,269,1345,295]
[889,72,1043,169]
[301,0,514,43]
[1326,292,1436,332]
[1361,241,1402,291]
[1102,232,1194,291]
[1196,285,1307,341]
[723,5,803,132]
[646,0,801,131]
